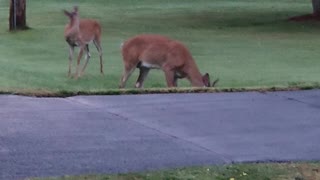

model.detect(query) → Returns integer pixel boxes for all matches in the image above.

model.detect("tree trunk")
[312,0,320,16]
[9,0,28,31]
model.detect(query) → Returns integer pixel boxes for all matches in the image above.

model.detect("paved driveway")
[0,90,320,180]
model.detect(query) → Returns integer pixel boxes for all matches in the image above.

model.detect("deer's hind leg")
[135,67,150,88]
[80,44,91,76]
[119,62,137,89]
[93,39,104,75]
[68,45,75,77]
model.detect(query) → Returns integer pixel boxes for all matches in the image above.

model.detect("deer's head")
[63,6,79,23]
[202,73,219,87]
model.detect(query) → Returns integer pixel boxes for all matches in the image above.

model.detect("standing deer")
[119,34,218,88]
[63,6,103,79]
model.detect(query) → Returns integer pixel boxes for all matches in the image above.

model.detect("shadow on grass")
[288,13,320,22]
[118,9,320,33]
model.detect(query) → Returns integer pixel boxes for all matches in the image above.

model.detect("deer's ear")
[73,6,79,13]
[63,10,71,17]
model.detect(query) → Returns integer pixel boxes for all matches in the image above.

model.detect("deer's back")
[79,19,101,42]
[122,34,194,68]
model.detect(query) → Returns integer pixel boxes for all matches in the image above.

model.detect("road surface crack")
[266,93,320,109]
[105,110,232,164]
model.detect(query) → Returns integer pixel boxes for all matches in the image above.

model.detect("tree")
[312,0,320,16]
[9,0,28,31]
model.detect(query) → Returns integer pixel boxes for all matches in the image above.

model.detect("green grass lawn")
[31,162,320,180]
[0,0,319,95]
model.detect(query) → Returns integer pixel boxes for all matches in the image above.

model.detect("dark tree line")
[6,0,320,31]
[312,0,320,16]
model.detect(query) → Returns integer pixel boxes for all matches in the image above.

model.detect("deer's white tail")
[120,42,124,49]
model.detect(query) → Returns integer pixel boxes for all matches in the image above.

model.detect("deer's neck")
[64,18,82,46]
[66,18,80,36]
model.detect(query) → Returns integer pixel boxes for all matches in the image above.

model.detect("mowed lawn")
[0,0,319,94]
[31,162,320,180]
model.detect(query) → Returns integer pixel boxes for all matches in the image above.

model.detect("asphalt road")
[0,90,320,180]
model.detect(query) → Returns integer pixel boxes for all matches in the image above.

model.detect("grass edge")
[1,84,319,97]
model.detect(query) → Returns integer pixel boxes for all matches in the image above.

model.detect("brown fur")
[119,34,218,88]
[63,6,103,79]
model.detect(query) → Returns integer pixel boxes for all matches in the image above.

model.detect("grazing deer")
[119,34,218,88]
[63,6,103,79]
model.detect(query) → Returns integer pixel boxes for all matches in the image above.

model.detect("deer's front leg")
[81,45,91,77]
[68,46,74,78]
[163,68,176,88]
[74,46,84,80]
